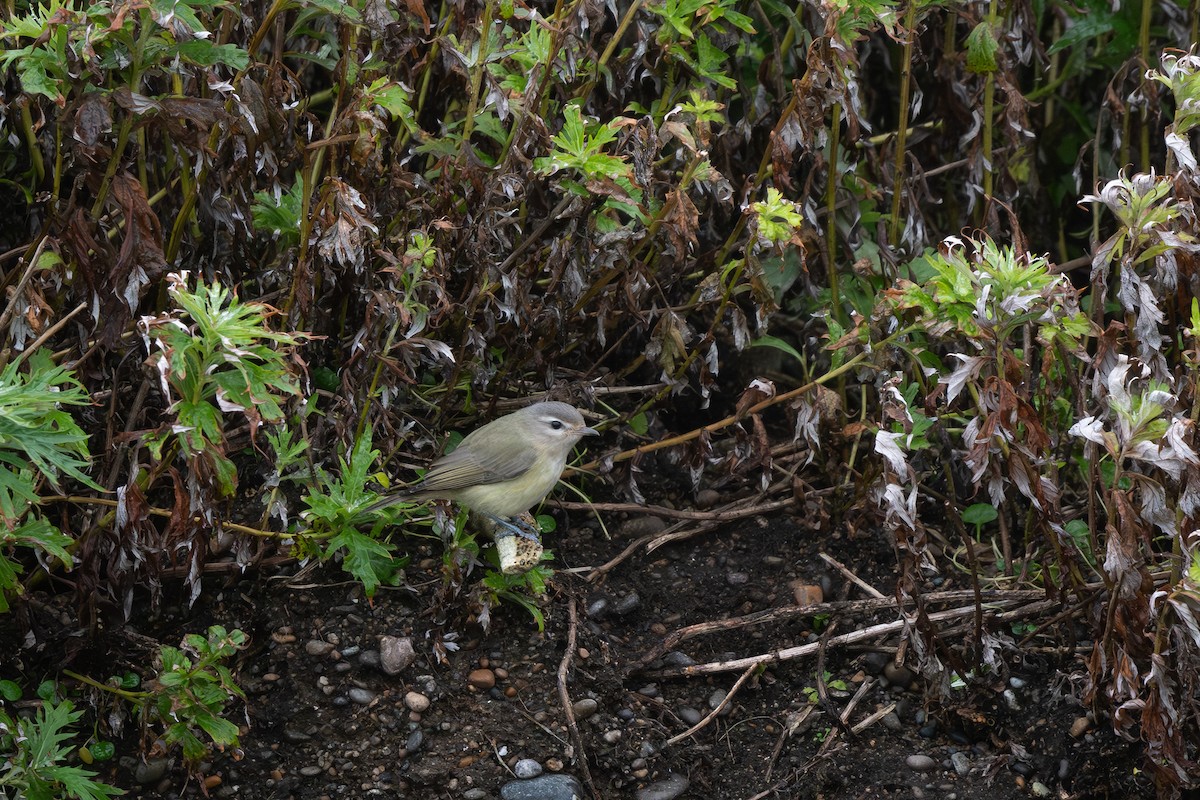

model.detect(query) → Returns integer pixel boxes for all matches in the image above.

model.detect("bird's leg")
[482,513,542,542]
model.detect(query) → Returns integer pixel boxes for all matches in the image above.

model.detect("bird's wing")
[411,436,539,495]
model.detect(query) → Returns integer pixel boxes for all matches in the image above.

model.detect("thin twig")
[665,663,757,746]
[851,700,895,734]
[638,589,1046,667]
[556,597,598,800]
[645,601,1037,678]
[818,552,886,599]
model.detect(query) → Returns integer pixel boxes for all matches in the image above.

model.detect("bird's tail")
[360,490,419,516]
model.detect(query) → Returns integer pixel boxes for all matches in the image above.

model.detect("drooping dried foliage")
[2,0,1200,789]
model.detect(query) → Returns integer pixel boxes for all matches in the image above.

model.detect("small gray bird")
[366,401,598,534]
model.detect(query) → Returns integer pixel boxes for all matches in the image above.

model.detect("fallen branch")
[638,589,1046,668]
[644,599,1042,678]
[666,663,757,746]
[556,597,599,800]
[818,551,885,599]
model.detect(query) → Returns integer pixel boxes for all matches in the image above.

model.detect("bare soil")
[4,506,1157,799]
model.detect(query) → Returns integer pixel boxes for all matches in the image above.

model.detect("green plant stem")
[44,495,301,540]
[61,670,148,702]
[887,0,918,247]
[1138,0,1152,172]
[826,101,844,326]
[459,0,497,159]
[980,0,999,214]
[358,320,401,443]
[18,103,45,186]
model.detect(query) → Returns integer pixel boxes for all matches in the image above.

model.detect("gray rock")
[305,639,335,657]
[463,790,488,800]
[678,707,703,726]
[1032,782,1051,798]
[405,729,424,753]
[881,712,903,732]
[380,636,417,675]
[950,751,970,777]
[499,774,584,800]
[636,772,689,800]
[883,662,915,689]
[611,592,641,616]
[348,687,376,705]
[663,651,695,668]
[514,758,543,779]
[906,754,937,772]
[572,698,599,720]
[134,758,169,784]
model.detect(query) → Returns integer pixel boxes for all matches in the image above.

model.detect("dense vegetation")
[2,0,1200,795]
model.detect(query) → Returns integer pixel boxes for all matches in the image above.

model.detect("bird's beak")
[580,426,600,437]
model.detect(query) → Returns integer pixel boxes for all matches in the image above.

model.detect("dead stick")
[639,589,1045,667]
[665,663,757,746]
[851,701,895,734]
[650,603,1023,678]
[556,597,598,800]
[818,551,886,599]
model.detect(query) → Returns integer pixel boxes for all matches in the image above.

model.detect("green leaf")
[327,528,398,599]
[751,335,804,363]
[961,503,998,526]
[965,22,999,74]
[88,741,116,762]
[174,40,250,69]
[0,678,21,700]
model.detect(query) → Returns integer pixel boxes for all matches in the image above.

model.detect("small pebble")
[380,636,416,675]
[348,687,376,705]
[468,669,496,691]
[663,651,695,668]
[617,517,667,538]
[499,773,584,800]
[404,729,424,753]
[636,772,690,800]
[906,755,937,772]
[611,593,641,616]
[951,751,970,777]
[695,489,721,508]
[678,707,703,726]
[134,759,169,784]
[404,692,430,713]
[708,689,729,713]
[1070,716,1091,737]
[790,581,824,606]
[305,640,335,657]
[863,652,889,675]
[726,571,750,586]
[573,698,599,720]
[883,662,915,690]
[514,758,543,779]
[881,712,903,732]
[1032,782,1051,797]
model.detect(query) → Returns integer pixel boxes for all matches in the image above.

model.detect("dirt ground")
[3,500,1160,800]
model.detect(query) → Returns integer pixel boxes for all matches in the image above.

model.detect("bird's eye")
[550,420,564,430]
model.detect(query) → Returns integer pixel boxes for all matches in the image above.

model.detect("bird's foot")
[484,513,542,543]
